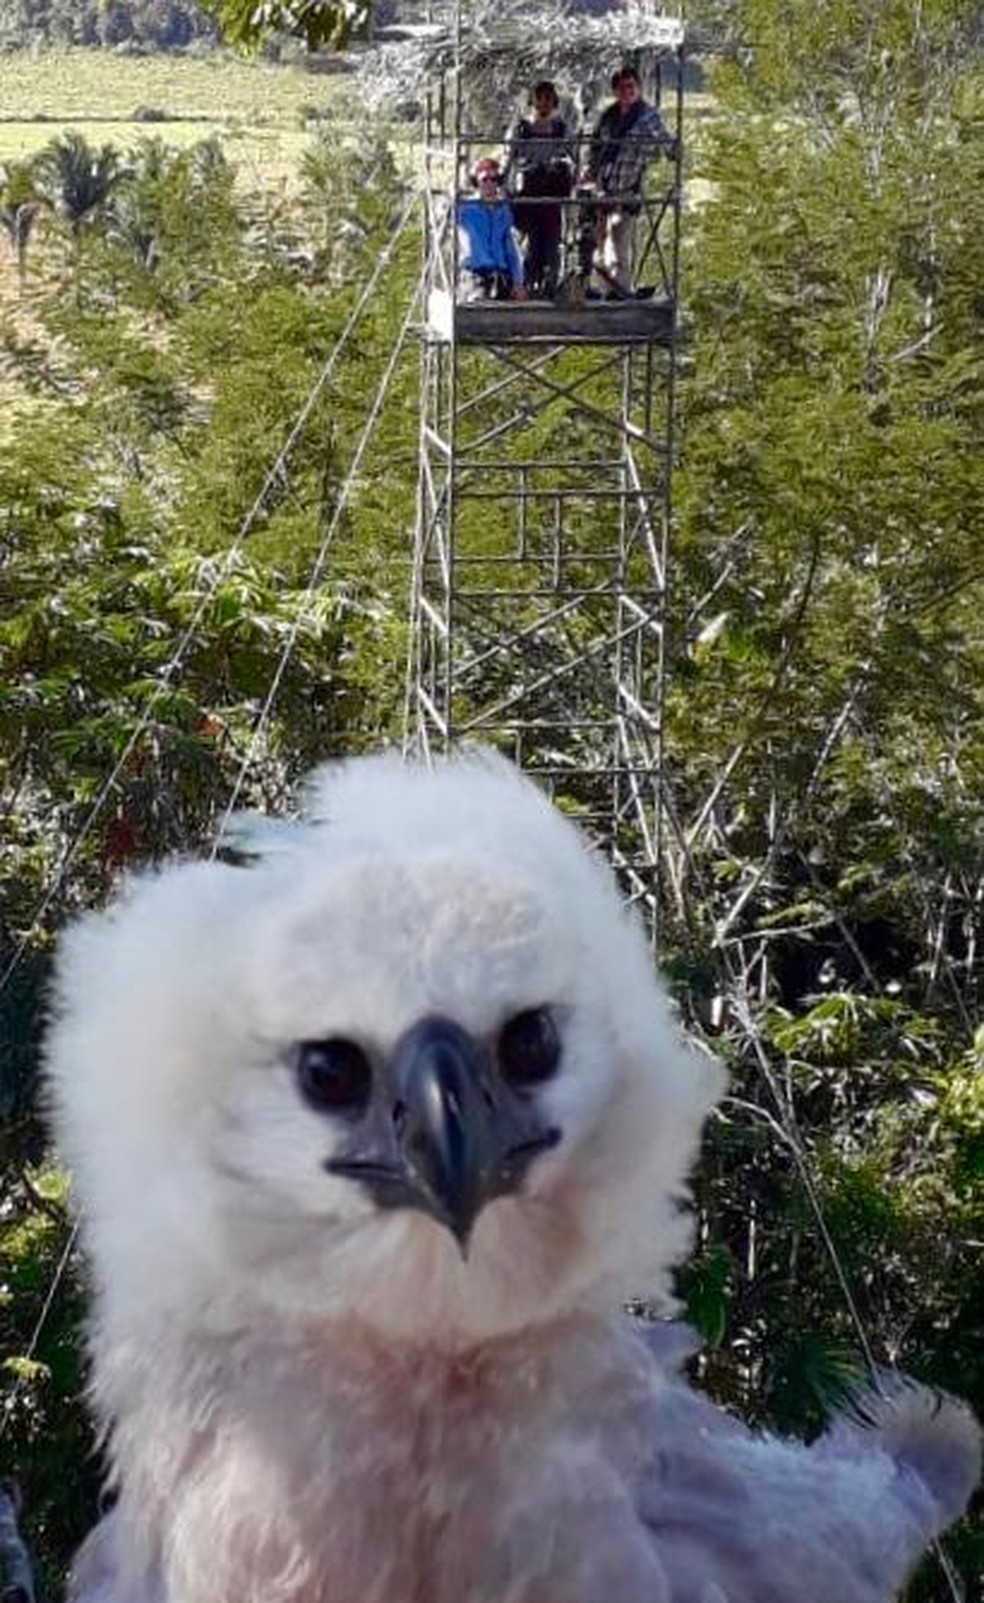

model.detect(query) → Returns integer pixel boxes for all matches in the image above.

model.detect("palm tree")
[0,202,42,283]
[34,132,124,236]
[0,161,44,285]
[106,138,171,274]
[33,132,125,294]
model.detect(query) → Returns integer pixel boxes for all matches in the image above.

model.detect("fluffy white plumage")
[46,751,979,1603]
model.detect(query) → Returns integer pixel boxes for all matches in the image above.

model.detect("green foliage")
[198,0,369,52]
[0,160,44,280]
[0,159,37,212]
[668,7,983,1586]
[102,134,244,308]
[0,953,46,1118]
[298,126,405,273]
[0,1158,92,1599]
[0,118,417,933]
[724,0,981,116]
[677,1242,733,1348]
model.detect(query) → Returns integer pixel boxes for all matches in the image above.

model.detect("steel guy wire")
[0,1216,80,1446]
[0,183,425,1458]
[661,771,965,1603]
[0,183,421,1007]
[214,247,432,840]
[0,185,424,1484]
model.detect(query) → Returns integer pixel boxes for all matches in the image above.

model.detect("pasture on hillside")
[0,46,350,184]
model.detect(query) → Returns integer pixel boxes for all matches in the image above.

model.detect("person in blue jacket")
[457,157,528,302]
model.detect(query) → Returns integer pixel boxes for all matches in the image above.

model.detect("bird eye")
[497,1008,561,1088]
[295,1038,372,1116]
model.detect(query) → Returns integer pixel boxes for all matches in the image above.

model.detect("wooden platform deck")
[426,290,675,347]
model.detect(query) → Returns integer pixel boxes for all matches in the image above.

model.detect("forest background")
[1,0,981,1597]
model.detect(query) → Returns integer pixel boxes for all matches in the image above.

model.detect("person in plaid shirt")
[584,65,676,296]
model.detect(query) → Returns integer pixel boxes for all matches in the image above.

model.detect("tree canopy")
[1,0,981,1595]
[198,0,370,49]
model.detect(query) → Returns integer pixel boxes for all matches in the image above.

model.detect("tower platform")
[426,289,674,347]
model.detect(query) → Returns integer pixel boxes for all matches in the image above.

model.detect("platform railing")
[426,127,679,306]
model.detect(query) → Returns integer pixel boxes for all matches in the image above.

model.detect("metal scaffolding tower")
[406,7,685,933]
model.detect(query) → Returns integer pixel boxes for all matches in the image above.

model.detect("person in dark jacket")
[501,81,574,298]
[457,157,527,302]
[584,64,676,295]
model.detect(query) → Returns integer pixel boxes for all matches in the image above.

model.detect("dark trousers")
[512,199,563,297]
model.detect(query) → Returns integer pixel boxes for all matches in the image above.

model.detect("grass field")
[0,47,350,186]
[0,49,345,426]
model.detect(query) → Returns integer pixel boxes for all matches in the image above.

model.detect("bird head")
[48,752,723,1351]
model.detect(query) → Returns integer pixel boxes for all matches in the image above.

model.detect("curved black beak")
[326,1015,560,1252]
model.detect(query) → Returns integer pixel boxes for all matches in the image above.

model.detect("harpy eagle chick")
[47,752,979,1603]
